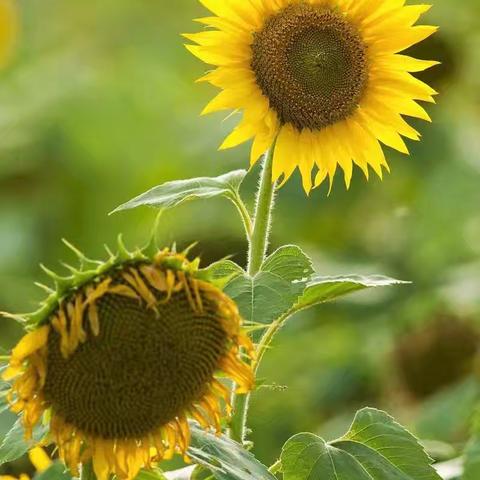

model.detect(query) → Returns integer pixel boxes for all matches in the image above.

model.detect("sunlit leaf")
[111,170,247,214]
[281,408,441,480]
[188,424,276,480]
[224,245,314,325]
[295,275,409,311]
[0,418,48,465]
[200,260,244,289]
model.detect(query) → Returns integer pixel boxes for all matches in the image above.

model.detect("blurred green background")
[1,0,479,472]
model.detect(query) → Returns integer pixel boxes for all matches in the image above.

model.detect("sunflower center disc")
[44,275,229,439]
[251,3,368,131]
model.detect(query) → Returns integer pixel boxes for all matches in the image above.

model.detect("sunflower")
[0,0,17,67]
[0,448,52,480]
[2,241,254,480]
[186,0,439,192]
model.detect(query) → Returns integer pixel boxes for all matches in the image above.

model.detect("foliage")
[0,1,479,480]
[280,408,441,480]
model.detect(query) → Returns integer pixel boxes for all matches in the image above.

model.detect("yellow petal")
[370,25,438,54]
[92,442,111,480]
[9,326,50,365]
[374,54,440,73]
[29,448,52,473]
[272,124,299,185]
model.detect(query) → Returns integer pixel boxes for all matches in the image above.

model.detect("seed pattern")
[44,266,228,439]
[251,3,368,131]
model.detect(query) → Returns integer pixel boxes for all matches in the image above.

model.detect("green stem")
[229,193,254,240]
[229,143,276,444]
[247,143,276,276]
[269,459,282,475]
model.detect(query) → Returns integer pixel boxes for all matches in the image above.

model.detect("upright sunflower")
[186,0,439,192]
[2,242,254,480]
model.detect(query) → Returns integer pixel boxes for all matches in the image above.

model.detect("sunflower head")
[2,240,254,480]
[186,0,439,193]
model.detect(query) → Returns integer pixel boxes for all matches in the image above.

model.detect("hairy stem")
[229,143,276,444]
[229,193,254,240]
[247,144,276,276]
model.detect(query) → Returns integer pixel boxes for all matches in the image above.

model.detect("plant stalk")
[229,143,276,444]
[230,193,254,240]
[247,143,276,276]
[269,459,282,474]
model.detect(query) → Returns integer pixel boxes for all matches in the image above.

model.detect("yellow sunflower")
[186,0,439,192]
[2,243,254,480]
[0,0,17,67]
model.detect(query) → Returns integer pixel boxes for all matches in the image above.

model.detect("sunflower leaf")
[294,274,409,311]
[188,425,276,480]
[190,466,216,480]
[223,245,314,325]
[281,408,441,480]
[110,170,247,214]
[200,260,244,289]
[0,418,48,465]
[35,462,72,480]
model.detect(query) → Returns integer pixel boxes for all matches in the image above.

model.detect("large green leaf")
[295,275,409,311]
[281,408,441,480]
[0,418,48,465]
[111,170,247,213]
[188,424,276,480]
[223,245,314,325]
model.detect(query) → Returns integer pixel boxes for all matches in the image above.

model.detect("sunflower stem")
[229,143,276,444]
[247,142,277,276]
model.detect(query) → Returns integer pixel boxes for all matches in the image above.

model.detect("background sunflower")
[0,0,479,476]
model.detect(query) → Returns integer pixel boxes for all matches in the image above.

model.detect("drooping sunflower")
[0,0,17,67]
[186,0,439,192]
[2,241,254,480]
